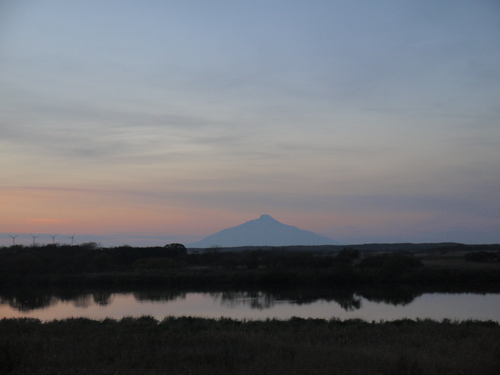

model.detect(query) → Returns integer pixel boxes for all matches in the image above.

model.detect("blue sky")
[1,0,499,246]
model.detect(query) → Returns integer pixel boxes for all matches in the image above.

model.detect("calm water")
[1,287,499,321]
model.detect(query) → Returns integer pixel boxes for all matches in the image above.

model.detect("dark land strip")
[0,243,499,288]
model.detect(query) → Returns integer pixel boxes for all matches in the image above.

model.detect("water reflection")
[93,291,113,306]
[0,288,115,312]
[1,285,498,315]
[0,292,58,313]
[133,290,186,303]
[358,287,417,306]
[212,291,276,310]
[72,294,92,308]
[0,287,388,313]
[210,289,363,311]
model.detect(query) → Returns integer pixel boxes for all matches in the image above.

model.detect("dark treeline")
[0,242,188,276]
[1,317,499,374]
[189,242,500,252]
[0,242,499,287]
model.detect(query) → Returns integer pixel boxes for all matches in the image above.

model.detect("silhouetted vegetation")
[134,257,185,270]
[357,252,423,280]
[333,247,360,264]
[464,251,499,263]
[0,317,498,374]
[0,243,499,287]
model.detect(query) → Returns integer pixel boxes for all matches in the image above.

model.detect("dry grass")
[1,317,499,375]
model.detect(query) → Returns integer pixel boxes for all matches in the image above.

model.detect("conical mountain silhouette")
[190,214,335,248]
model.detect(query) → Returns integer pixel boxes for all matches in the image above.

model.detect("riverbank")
[1,317,498,374]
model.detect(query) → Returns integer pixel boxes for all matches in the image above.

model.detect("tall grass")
[1,317,498,374]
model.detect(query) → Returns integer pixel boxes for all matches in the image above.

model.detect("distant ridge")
[189,214,335,248]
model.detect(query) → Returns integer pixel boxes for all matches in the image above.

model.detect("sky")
[1,0,499,247]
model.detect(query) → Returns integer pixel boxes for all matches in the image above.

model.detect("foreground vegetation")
[0,242,499,288]
[1,317,498,375]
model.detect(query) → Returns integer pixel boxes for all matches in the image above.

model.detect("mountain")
[189,214,335,248]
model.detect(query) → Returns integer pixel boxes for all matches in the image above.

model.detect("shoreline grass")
[1,316,499,374]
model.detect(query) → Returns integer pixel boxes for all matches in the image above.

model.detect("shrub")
[13,252,44,275]
[333,248,360,264]
[133,257,180,270]
[163,243,187,258]
[358,252,422,279]
[464,251,499,263]
[92,253,114,272]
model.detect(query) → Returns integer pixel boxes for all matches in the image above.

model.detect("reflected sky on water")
[1,288,499,322]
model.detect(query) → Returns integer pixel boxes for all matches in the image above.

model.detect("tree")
[163,243,187,258]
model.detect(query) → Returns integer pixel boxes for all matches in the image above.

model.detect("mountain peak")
[189,215,335,248]
[258,214,275,221]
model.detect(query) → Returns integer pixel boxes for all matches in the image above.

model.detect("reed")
[1,317,498,374]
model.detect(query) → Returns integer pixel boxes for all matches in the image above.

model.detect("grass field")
[1,317,499,374]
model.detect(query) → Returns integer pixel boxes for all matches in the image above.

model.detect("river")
[1,286,499,321]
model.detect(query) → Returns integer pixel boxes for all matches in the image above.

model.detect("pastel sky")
[1,0,499,247]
